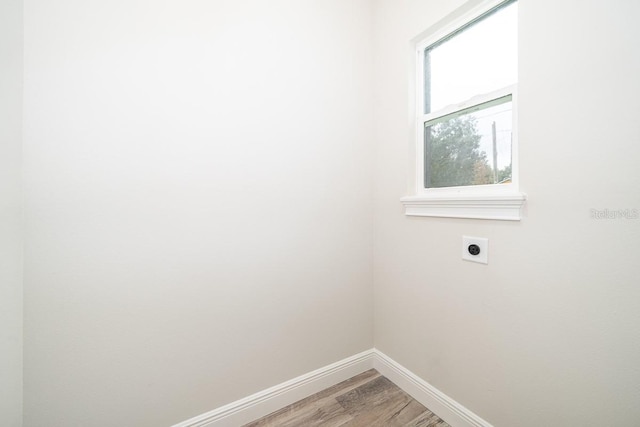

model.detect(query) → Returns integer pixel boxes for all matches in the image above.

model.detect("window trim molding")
[400,193,526,221]
[403,0,525,221]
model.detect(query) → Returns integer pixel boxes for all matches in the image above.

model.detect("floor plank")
[405,409,450,427]
[243,370,378,427]
[242,369,450,427]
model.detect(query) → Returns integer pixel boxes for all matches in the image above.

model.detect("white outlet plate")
[462,236,488,264]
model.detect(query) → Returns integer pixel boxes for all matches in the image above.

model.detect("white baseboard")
[372,349,493,427]
[171,349,375,427]
[172,348,492,427]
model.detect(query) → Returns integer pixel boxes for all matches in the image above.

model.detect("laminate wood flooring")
[243,369,450,427]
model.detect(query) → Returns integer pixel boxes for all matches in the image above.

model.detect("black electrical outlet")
[468,244,481,256]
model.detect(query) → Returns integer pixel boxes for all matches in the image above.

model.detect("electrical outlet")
[462,236,488,264]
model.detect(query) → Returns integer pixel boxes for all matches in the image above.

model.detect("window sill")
[400,193,526,221]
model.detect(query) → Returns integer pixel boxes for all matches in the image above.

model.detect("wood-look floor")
[243,369,450,427]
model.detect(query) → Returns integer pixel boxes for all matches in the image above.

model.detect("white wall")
[373,0,640,426]
[21,0,640,425]
[23,1,373,425]
[0,0,24,425]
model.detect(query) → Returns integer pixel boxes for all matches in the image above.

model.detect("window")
[401,0,526,220]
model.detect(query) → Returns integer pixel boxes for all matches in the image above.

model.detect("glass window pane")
[424,1,517,114]
[425,97,512,188]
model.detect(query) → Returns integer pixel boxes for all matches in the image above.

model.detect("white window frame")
[401,0,526,221]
